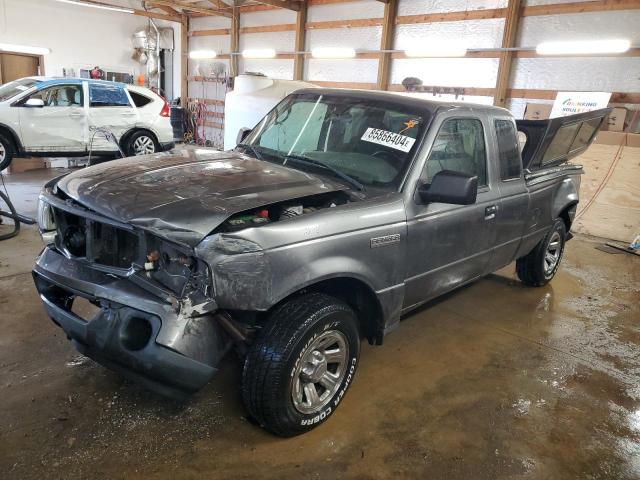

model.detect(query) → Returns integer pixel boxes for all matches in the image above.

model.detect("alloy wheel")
[132,136,156,155]
[544,231,562,276]
[291,330,348,415]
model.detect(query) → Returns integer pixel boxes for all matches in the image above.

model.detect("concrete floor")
[1,169,639,480]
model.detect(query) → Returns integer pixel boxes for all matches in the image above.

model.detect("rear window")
[89,84,130,107]
[129,91,153,108]
[542,117,602,165]
[495,119,521,180]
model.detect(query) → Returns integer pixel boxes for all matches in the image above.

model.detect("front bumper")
[33,246,228,400]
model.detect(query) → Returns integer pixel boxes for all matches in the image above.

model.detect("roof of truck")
[294,87,512,116]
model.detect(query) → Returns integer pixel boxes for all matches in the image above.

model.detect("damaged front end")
[33,183,231,400]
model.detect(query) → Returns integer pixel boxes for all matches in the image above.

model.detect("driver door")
[403,112,500,310]
[19,83,87,153]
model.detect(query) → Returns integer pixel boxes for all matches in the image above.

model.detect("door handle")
[484,205,498,220]
[69,111,84,117]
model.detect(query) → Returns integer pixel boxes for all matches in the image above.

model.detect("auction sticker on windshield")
[361,128,416,153]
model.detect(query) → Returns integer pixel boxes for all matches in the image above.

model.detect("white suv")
[0,77,175,170]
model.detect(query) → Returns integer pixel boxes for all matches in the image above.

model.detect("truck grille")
[53,208,139,269]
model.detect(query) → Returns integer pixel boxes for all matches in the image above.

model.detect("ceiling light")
[311,47,356,59]
[242,49,276,59]
[536,39,630,55]
[53,0,134,14]
[0,43,51,55]
[404,43,468,58]
[189,50,217,60]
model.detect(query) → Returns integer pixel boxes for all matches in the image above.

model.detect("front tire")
[242,293,360,437]
[0,133,15,171]
[516,218,566,286]
[126,131,159,157]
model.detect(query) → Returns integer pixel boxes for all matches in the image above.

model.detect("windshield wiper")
[237,143,265,162]
[283,154,365,192]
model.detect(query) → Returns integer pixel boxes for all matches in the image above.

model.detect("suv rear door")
[87,82,137,152]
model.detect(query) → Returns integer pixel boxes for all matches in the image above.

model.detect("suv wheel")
[127,131,159,156]
[516,218,566,286]
[242,293,360,437]
[0,133,15,171]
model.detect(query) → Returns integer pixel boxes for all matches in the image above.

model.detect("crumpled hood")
[56,148,346,246]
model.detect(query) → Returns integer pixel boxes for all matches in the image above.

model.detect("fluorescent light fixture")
[242,49,276,59]
[311,47,356,59]
[53,0,134,14]
[536,39,630,55]
[0,43,51,55]
[189,50,217,60]
[404,43,468,58]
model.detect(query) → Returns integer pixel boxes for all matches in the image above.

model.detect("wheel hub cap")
[0,144,5,162]
[291,330,348,415]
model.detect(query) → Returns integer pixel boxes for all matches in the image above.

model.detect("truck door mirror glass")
[418,170,478,205]
[236,127,252,145]
[24,98,45,108]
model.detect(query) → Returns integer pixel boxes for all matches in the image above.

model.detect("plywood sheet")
[573,144,640,242]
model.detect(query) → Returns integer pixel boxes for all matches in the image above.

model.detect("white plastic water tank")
[224,74,315,150]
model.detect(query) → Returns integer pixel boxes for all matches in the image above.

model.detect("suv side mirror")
[418,170,478,205]
[24,98,45,108]
[236,127,252,145]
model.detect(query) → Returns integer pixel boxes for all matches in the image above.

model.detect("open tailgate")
[516,108,611,170]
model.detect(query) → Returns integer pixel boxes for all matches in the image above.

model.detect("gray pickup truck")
[33,89,608,436]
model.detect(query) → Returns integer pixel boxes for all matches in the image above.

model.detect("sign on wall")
[550,92,612,118]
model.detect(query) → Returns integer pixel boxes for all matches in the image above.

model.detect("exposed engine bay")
[216,191,352,233]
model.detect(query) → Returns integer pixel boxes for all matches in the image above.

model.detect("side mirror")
[24,98,45,108]
[236,127,252,145]
[418,170,478,205]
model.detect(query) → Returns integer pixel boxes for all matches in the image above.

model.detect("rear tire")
[126,131,159,157]
[0,133,15,171]
[242,293,360,437]
[516,218,566,286]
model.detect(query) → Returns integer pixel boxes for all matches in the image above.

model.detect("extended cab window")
[425,118,487,186]
[495,119,521,180]
[89,84,130,107]
[29,85,83,107]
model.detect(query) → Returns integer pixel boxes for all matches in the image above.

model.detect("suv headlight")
[37,194,56,244]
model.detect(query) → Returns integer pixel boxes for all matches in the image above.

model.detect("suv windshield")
[0,78,39,102]
[241,93,428,190]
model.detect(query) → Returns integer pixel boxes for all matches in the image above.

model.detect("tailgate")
[516,108,611,170]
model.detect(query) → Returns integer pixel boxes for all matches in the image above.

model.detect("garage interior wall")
[188,0,640,141]
[0,0,182,99]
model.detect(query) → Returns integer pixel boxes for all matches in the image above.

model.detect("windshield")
[0,78,39,102]
[241,93,428,190]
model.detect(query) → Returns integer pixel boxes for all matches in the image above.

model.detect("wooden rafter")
[254,0,301,11]
[494,0,522,107]
[148,0,232,17]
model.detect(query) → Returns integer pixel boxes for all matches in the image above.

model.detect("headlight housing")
[37,193,57,245]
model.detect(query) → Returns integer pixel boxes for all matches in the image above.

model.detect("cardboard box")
[6,157,46,174]
[524,103,552,120]
[604,107,627,132]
